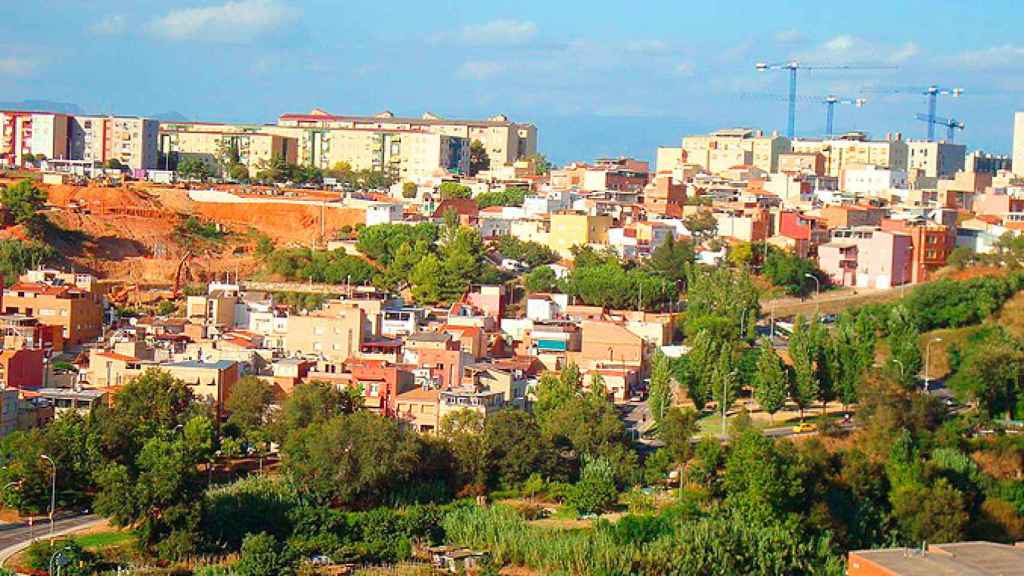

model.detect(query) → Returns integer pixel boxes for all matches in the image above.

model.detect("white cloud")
[149,0,299,42]
[457,60,506,80]
[674,62,695,76]
[0,56,36,76]
[434,19,537,46]
[90,14,127,36]
[774,29,803,44]
[809,35,917,65]
[954,44,1024,70]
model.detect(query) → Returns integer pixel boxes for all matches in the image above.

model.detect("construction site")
[0,176,369,305]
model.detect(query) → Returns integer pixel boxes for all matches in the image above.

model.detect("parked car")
[792,422,817,434]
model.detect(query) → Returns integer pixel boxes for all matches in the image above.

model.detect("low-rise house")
[34,387,107,417]
[161,359,240,411]
[395,387,441,433]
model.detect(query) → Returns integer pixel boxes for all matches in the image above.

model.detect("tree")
[826,311,877,410]
[227,163,250,181]
[648,352,673,424]
[282,412,420,506]
[439,181,472,199]
[644,235,695,287]
[235,532,289,576]
[177,157,212,181]
[409,252,444,304]
[273,380,360,441]
[0,180,47,225]
[566,456,618,515]
[890,477,968,544]
[683,210,718,244]
[788,316,820,419]
[533,365,580,422]
[525,266,559,293]
[439,409,488,490]
[660,407,699,473]
[226,375,275,439]
[484,410,550,489]
[402,181,417,199]
[763,251,821,297]
[710,347,739,424]
[524,153,551,175]
[469,140,490,176]
[947,246,976,270]
[684,266,759,341]
[753,340,788,423]
[104,158,124,170]
[947,333,1023,419]
[886,305,922,390]
[723,430,802,525]
[495,236,559,267]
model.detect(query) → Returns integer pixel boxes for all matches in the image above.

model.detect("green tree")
[947,246,976,270]
[227,163,250,181]
[409,252,444,304]
[764,251,821,297]
[524,153,551,175]
[439,181,472,199]
[401,181,417,199]
[495,236,559,267]
[890,477,969,545]
[753,340,789,423]
[724,431,803,525]
[648,352,673,424]
[566,456,618,515]
[886,305,922,390]
[177,157,212,181]
[788,316,820,419]
[947,334,1024,419]
[683,210,718,244]
[475,187,528,209]
[104,158,124,170]
[524,266,559,293]
[469,140,490,176]
[235,532,290,576]
[644,235,694,287]
[281,412,420,506]
[226,375,275,440]
[533,365,580,422]
[484,410,550,489]
[684,266,759,341]
[660,407,699,477]
[439,409,488,490]
[273,380,360,441]
[0,179,47,225]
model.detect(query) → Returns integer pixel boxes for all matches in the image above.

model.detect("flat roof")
[36,388,106,400]
[162,360,236,370]
[851,542,1024,575]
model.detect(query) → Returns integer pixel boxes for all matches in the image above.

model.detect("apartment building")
[284,306,365,364]
[880,220,953,283]
[841,165,908,195]
[819,228,912,289]
[682,129,791,174]
[1014,111,1024,177]
[3,272,104,345]
[791,133,908,178]
[777,152,825,175]
[0,111,69,167]
[907,140,966,179]
[277,109,536,170]
[548,212,612,258]
[69,116,159,170]
[643,175,686,217]
[162,359,240,410]
[158,125,297,175]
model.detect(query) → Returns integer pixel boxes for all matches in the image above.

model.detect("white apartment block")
[842,165,909,195]
[907,141,966,179]
[682,128,790,174]
[0,111,69,167]
[791,135,908,178]
[159,124,297,175]
[70,116,159,170]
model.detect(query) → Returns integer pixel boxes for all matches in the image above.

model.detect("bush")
[23,538,95,576]
[565,457,618,515]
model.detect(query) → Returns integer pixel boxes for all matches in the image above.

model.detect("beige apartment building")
[159,125,297,175]
[0,111,70,167]
[548,212,612,258]
[3,270,104,345]
[682,129,791,174]
[791,134,908,178]
[284,306,365,364]
[276,109,536,170]
[907,141,966,179]
[69,115,159,170]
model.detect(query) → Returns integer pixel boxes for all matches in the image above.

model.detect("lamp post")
[892,358,905,382]
[39,454,55,541]
[49,546,72,576]
[721,369,738,439]
[804,273,821,314]
[924,337,943,392]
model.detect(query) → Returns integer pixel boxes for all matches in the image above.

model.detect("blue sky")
[3,0,1023,163]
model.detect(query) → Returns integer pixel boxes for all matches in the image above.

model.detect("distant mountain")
[0,100,86,115]
[149,111,189,122]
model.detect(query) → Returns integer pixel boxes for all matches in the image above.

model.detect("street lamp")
[804,273,821,315]
[721,369,738,438]
[39,454,55,541]
[924,337,943,392]
[49,546,72,576]
[892,358,905,382]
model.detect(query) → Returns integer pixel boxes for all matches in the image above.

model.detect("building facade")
[0,111,69,167]
[907,141,966,179]
[69,116,159,170]
[159,125,297,175]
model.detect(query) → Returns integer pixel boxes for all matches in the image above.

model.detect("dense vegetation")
[264,247,376,285]
[475,187,528,209]
[0,238,57,286]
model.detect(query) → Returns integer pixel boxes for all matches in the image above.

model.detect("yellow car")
[792,422,817,434]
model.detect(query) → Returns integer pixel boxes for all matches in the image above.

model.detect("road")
[0,514,103,565]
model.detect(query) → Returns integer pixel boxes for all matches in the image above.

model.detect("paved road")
[0,514,102,564]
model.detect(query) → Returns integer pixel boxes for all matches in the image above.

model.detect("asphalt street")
[0,514,101,563]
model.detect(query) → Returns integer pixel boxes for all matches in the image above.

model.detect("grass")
[74,530,134,550]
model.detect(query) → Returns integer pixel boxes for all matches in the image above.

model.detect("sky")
[3,0,1024,163]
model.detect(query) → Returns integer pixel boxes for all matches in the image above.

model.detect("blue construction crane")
[914,113,964,142]
[863,85,963,141]
[824,95,867,138]
[755,61,895,139]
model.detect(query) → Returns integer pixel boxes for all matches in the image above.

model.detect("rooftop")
[163,360,236,370]
[850,542,1024,576]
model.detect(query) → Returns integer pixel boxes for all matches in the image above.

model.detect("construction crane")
[740,92,867,137]
[824,95,867,138]
[863,85,963,141]
[914,114,965,142]
[755,61,895,139]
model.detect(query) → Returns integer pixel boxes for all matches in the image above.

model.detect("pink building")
[818,228,912,289]
[778,211,830,258]
[973,191,1024,217]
